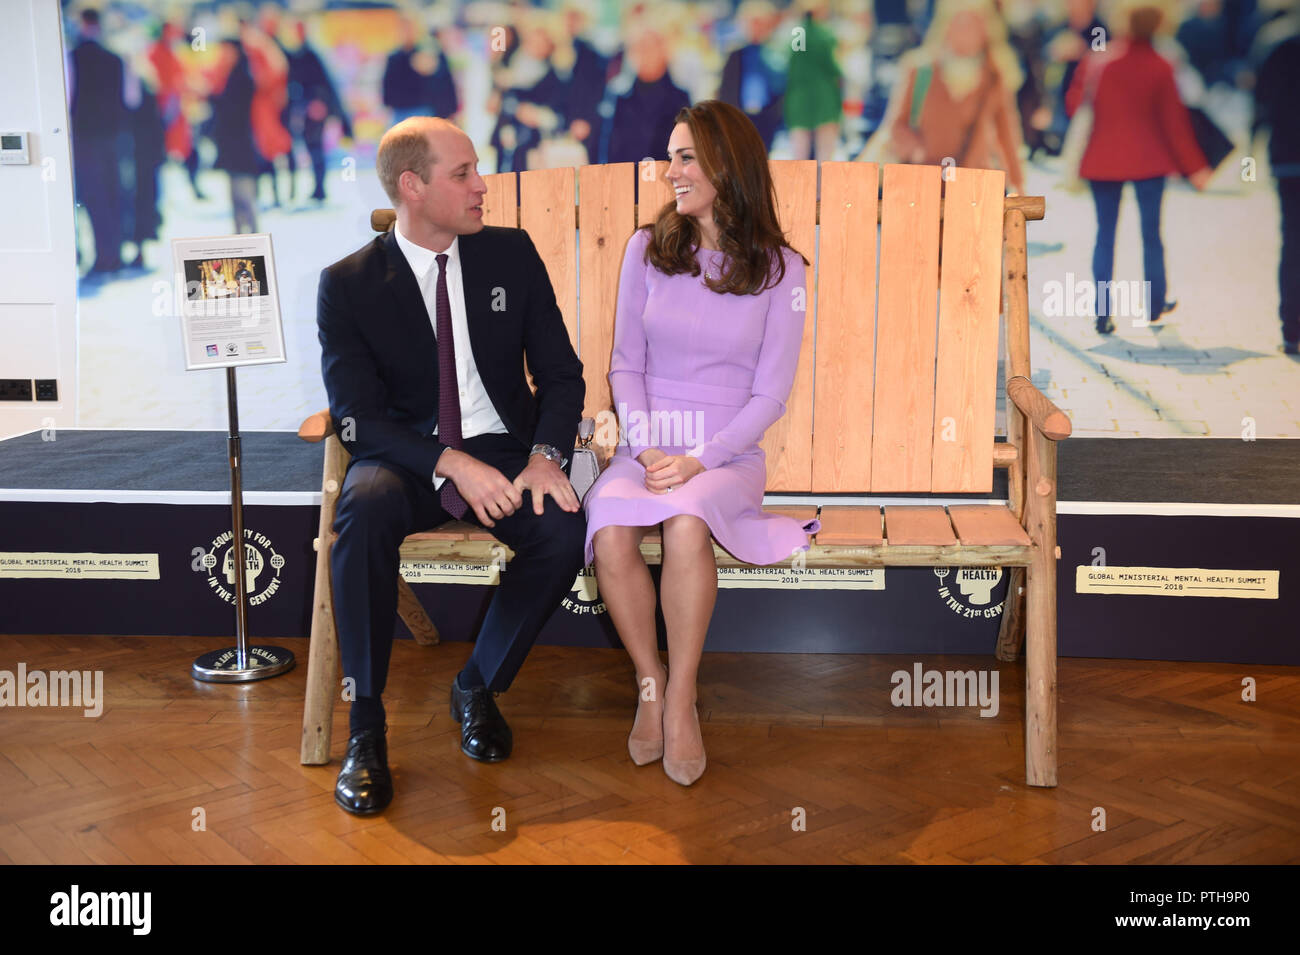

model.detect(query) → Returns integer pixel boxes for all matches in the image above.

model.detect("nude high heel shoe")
[663,702,706,786]
[628,669,666,766]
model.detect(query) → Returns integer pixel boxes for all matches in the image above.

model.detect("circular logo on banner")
[562,566,606,616]
[934,567,1004,620]
[198,529,285,606]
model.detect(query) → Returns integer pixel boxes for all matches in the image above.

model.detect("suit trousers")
[331,431,587,699]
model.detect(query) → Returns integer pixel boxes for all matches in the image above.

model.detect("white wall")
[0,0,76,439]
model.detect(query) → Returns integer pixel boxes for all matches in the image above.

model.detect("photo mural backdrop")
[62,0,1300,438]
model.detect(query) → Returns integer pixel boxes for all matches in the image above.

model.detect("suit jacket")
[317,226,584,483]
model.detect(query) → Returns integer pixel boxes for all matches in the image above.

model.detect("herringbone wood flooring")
[2,634,1297,864]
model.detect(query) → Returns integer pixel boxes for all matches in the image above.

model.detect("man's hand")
[513,452,581,515]
[643,453,705,493]
[1188,166,1212,191]
[437,448,523,528]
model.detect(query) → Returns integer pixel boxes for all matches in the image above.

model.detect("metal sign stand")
[192,367,295,682]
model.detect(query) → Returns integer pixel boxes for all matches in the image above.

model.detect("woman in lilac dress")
[584,100,819,786]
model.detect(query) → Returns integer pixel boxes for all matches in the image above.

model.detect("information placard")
[0,552,160,580]
[171,233,287,370]
[1075,565,1279,599]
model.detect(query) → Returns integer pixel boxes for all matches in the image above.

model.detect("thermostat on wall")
[0,132,30,165]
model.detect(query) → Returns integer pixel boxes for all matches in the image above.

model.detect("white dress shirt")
[393,226,510,490]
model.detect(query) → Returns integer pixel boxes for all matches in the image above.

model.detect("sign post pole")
[192,366,295,682]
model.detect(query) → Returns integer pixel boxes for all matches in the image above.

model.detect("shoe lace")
[465,686,499,722]
[350,728,385,762]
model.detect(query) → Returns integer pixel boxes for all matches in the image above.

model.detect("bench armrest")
[1007,377,1071,441]
[298,409,335,443]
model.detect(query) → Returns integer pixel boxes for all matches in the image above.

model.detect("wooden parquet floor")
[1,634,1297,864]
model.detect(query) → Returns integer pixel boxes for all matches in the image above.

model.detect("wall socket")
[35,379,58,401]
[0,378,33,401]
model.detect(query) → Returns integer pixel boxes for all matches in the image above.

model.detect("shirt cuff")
[433,445,449,490]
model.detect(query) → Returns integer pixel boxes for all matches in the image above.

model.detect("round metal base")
[192,645,296,683]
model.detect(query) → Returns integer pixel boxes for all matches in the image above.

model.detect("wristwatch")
[530,442,568,470]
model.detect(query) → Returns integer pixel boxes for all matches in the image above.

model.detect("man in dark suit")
[69,9,128,275]
[317,117,586,815]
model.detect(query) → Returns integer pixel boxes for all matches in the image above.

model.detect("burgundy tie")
[434,253,469,519]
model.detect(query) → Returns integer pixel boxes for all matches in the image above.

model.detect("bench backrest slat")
[871,163,943,491]
[521,168,579,354]
[638,160,675,227]
[931,166,1005,492]
[459,161,1006,494]
[813,161,879,491]
[482,173,515,228]
[765,160,817,490]
[577,163,636,426]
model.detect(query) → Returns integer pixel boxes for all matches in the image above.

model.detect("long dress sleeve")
[687,249,807,470]
[608,228,655,460]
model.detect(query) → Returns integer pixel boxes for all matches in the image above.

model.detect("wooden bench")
[298,160,1069,787]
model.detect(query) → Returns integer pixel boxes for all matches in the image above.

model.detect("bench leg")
[397,576,441,645]
[1023,429,1059,787]
[995,566,1026,661]
[301,533,339,764]
[1025,554,1058,786]
[301,435,348,765]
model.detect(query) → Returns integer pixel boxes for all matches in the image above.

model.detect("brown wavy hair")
[643,100,808,295]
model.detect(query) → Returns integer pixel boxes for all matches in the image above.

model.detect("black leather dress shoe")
[334,728,393,815]
[450,680,512,762]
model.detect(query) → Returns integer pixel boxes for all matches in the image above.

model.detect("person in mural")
[318,117,586,815]
[783,0,843,161]
[285,19,353,203]
[382,15,460,124]
[488,11,567,172]
[717,0,787,152]
[68,8,128,276]
[1041,0,1107,158]
[604,21,691,165]
[556,0,612,165]
[860,0,1026,195]
[1249,10,1300,356]
[237,13,293,208]
[584,101,820,786]
[207,35,261,233]
[1065,1,1211,334]
[148,19,208,201]
[126,57,167,270]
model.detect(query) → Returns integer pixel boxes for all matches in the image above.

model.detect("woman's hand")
[636,448,668,468]
[643,454,704,494]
